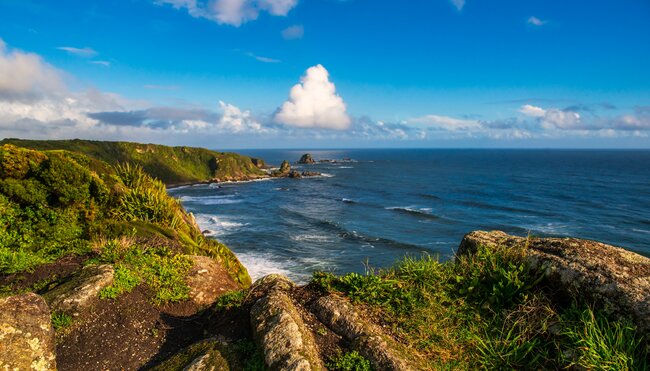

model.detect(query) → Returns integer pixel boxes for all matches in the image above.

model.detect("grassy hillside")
[0,144,250,300]
[0,139,266,186]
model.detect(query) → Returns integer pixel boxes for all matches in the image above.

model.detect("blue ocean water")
[169,149,650,283]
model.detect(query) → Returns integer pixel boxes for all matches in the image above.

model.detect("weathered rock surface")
[186,255,240,306]
[271,160,292,177]
[43,264,114,316]
[312,295,410,371]
[250,275,323,370]
[458,230,650,337]
[151,338,235,371]
[301,171,320,177]
[0,293,57,370]
[298,153,316,164]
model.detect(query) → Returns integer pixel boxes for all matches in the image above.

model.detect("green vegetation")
[212,289,247,311]
[0,138,266,185]
[312,244,648,370]
[0,143,250,302]
[327,351,373,371]
[151,339,265,371]
[51,311,73,331]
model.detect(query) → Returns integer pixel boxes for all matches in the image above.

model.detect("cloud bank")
[156,0,297,26]
[274,64,351,130]
[1,39,648,148]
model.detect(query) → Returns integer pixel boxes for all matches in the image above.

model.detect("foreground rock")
[0,293,56,370]
[43,264,114,317]
[298,153,316,164]
[249,275,324,370]
[312,296,410,371]
[186,255,240,306]
[458,230,650,337]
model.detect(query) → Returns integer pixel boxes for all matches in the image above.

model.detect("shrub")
[327,351,373,371]
[51,311,73,331]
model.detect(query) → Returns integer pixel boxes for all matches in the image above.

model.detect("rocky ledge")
[459,230,650,338]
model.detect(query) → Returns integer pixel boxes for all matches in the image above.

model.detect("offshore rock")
[0,293,57,370]
[186,255,240,306]
[298,153,316,164]
[458,230,650,337]
[288,170,302,179]
[249,275,323,370]
[271,160,292,177]
[43,264,114,317]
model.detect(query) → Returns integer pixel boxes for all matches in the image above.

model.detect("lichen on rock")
[0,293,56,370]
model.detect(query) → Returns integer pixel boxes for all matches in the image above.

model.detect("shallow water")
[169,149,650,283]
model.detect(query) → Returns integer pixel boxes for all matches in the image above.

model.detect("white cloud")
[282,25,304,40]
[519,104,546,118]
[156,0,297,26]
[408,114,481,131]
[216,100,267,133]
[519,104,581,129]
[90,60,111,67]
[450,0,465,11]
[244,51,280,63]
[57,46,98,58]
[0,40,67,101]
[527,16,547,26]
[274,64,351,130]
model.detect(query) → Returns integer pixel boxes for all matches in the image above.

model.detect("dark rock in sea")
[288,170,302,178]
[0,293,57,370]
[301,171,321,177]
[279,160,291,173]
[298,153,316,164]
[458,230,650,338]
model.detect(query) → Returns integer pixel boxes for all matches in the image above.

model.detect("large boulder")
[249,275,323,370]
[43,264,114,317]
[271,160,292,177]
[0,293,57,370]
[312,296,410,371]
[298,154,315,164]
[186,255,240,306]
[458,230,650,337]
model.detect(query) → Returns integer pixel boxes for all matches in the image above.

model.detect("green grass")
[312,245,648,369]
[98,239,193,304]
[327,351,373,371]
[51,311,73,331]
[212,289,247,311]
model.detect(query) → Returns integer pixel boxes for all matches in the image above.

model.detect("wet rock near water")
[298,153,316,164]
[0,293,57,370]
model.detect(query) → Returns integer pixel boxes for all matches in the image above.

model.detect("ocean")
[168,149,650,283]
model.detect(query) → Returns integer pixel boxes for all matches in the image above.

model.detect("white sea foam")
[179,195,241,205]
[194,214,248,236]
[319,173,334,178]
[633,228,650,234]
[337,166,354,169]
[290,234,334,243]
[234,252,306,283]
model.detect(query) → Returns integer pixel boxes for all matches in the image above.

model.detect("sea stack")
[298,153,316,164]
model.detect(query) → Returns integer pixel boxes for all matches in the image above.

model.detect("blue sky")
[0,0,649,148]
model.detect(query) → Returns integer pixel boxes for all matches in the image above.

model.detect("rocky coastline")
[1,141,648,370]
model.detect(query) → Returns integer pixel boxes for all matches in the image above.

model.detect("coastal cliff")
[0,141,648,370]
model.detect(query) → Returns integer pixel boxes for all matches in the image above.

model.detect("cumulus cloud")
[450,0,465,11]
[282,25,304,40]
[57,47,98,58]
[0,40,67,101]
[156,0,297,26]
[520,104,582,129]
[274,64,351,130]
[527,16,547,26]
